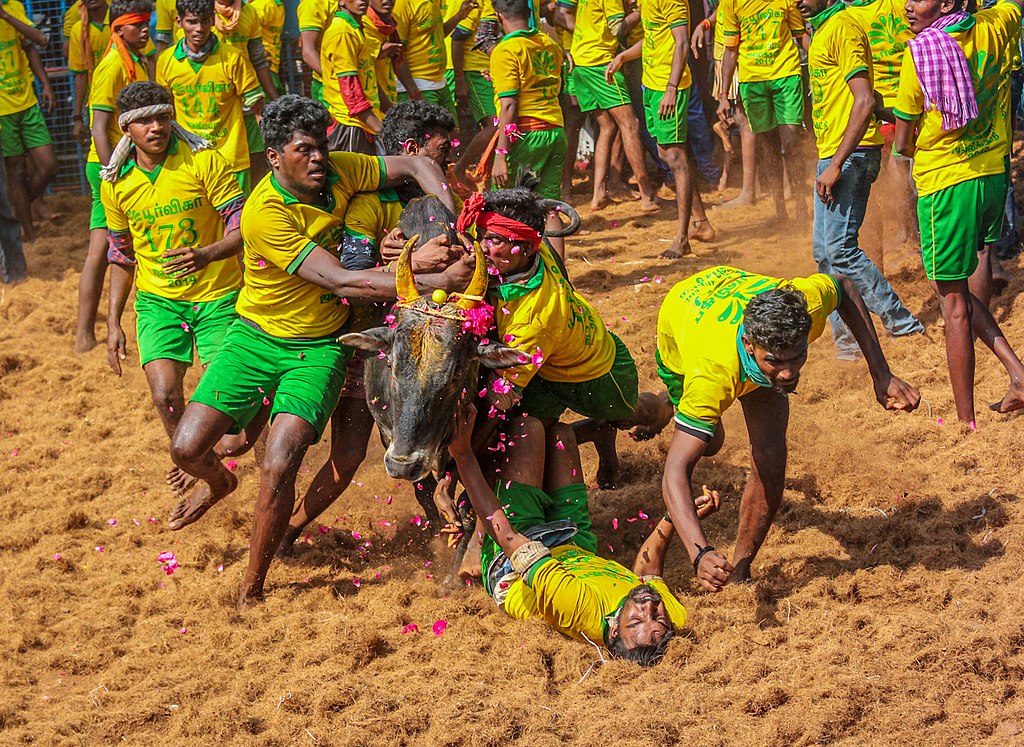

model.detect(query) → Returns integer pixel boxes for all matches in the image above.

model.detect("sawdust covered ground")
[1,182,1023,746]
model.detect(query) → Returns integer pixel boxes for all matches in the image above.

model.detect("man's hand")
[409,234,463,274]
[695,549,734,592]
[491,153,508,187]
[40,84,55,113]
[163,245,211,277]
[690,24,706,58]
[72,118,89,145]
[380,226,408,263]
[436,249,477,292]
[658,89,677,119]
[455,0,477,22]
[605,53,625,84]
[716,96,733,126]
[815,160,843,206]
[380,41,402,59]
[107,324,127,376]
[448,400,477,457]
[875,374,921,412]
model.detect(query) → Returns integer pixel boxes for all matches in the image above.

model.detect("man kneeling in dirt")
[447,406,717,664]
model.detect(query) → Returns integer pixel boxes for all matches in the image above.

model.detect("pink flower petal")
[432,619,448,637]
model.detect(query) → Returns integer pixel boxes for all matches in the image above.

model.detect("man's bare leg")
[75,228,109,352]
[238,413,319,608]
[959,281,1024,414]
[778,124,807,222]
[969,245,995,310]
[168,403,240,528]
[591,109,618,210]
[721,103,757,208]
[561,99,584,196]
[658,142,696,258]
[608,103,660,211]
[5,156,35,242]
[935,279,977,423]
[732,387,789,582]
[279,397,374,553]
[143,359,195,494]
[757,129,788,222]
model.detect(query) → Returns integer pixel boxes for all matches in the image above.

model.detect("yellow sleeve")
[333,25,362,77]
[787,0,806,36]
[489,41,521,98]
[9,2,32,28]
[675,359,738,440]
[495,321,558,389]
[199,149,245,211]
[893,52,923,119]
[90,56,120,111]
[68,21,85,71]
[718,0,738,45]
[63,5,76,38]
[603,0,626,20]
[100,180,128,233]
[241,199,319,273]
[331,151,387,195]
[234,54,262,102]
[786,273,841,343]
[155,0,176,36]
[644,577,688,630]
[343,193,385,246]
[297,0,327,32]
[669,0,690,26]
[838,24,871,82]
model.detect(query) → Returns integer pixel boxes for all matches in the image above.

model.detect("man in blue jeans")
[798,0,922,358]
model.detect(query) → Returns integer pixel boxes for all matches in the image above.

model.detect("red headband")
[113,12,152,27]
[456,193,542,249]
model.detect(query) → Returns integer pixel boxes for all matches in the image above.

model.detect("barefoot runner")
[167,95,469,608]
[103,81,255,497]
[657,266,919,592]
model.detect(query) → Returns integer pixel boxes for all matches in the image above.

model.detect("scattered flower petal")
[432,619,448,637]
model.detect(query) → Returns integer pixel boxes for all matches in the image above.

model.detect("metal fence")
[24,0,309,196]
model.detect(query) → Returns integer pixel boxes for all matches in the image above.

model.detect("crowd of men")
[1,0,1023,665]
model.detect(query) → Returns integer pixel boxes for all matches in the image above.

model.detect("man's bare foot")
[639,199,662,213]
[607,182,640,200]
[628,391,674,441]
[717,171,730,192]
[166,465,198,497]
[689,219,717,243]
[73,332,98,354]
[720,192,755,209]
[712,121,734,153]
[167,471,238,530]
[236,585,264,610]
[990,379,1024,413]
[32,200,63,223]
[660,238,694,259]
[590,193,611,211]
[457,529,483,579]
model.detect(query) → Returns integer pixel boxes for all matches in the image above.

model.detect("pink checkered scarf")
[908,12,979,131]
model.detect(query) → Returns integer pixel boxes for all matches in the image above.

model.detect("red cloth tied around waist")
[457,192,542,249]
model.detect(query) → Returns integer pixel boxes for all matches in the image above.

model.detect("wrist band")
[510,540,551,575]
[701,18,711,29]
[495,147,509,155]
[692,544,715,574]
[662,512,672,524]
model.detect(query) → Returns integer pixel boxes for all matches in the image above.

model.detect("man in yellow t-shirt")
[893,0,1024,426]
[167,95,465,609]
[363,0,404,109]
[555,0,660,212]
[250,0,284,93]
[321,0,384,153]
[156,0,265,193]
[656,265,918,593]
[445,0,494,126]
[0,0,58,244]
[606,0,715,259]
[297,0,334,102]
[448,411,690,664]
[716,0,807,222]
[797,0,921,360]
[75,0,153,355]
[101,81,247,495]
[393,0,473,115]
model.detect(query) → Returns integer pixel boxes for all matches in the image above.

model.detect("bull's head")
[341,236,522,482]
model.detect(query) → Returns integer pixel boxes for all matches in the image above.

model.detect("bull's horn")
[396,234,419,303]
[456,241,488,310]
[539,199,581,237]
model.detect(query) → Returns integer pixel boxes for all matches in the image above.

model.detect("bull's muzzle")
[383,447,432,482]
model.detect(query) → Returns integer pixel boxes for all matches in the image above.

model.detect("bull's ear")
[340,327,395,353]
[477,342,527,369]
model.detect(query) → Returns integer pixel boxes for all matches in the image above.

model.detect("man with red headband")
[457,184,673,490]
[74,0,154,353]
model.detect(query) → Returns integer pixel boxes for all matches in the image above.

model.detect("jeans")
[0,161,25,284]
[812,149,922,357]
[686,74,722,185]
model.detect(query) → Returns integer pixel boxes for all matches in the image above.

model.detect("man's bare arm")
[0,6,47,46]
[633,518,675,576]
[300,29,323,76]
[380,155,456,211]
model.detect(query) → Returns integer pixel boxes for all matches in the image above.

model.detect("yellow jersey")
[718,0,805,82]
[639,0,692,92]
[807,7,882,159]
[362,14,397,105]
[394,0,447,82]
[503,546,688,643]
[893,2,1019,196]
[0,0,37,115]
[490,245,616,387]
[844,0,912,107]
[657,266,839,440]
[450,1,490,73]
[297,0,336,85]
[321,9,383,133]
[155,0,262,51]
[250,0,285,73]
[235,152,387,338]
[490,29,564,127]
[101,136,244,302]
[343,188,404,256]
[156,38,262,173]
[87,45,150,164]
[561,0,627,67]
[63,3,77,39]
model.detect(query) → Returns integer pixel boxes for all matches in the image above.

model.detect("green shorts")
[311,78,324,103]
[0,105,52,157]
[508,127,567,199]
[244,112,264,154]
[398,85,458,117]
[739,74,804,134]
[444,69,497,123]
[572,65,631,113]
[480,481,597,578]
[562,62,577,99]
[643,85,691,145]
[190,319,354,440]
[135,289,239,367]
[234,169,252,195]
[86,161,107,231]
[918,172,1007,281]
[520,333,638,421]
